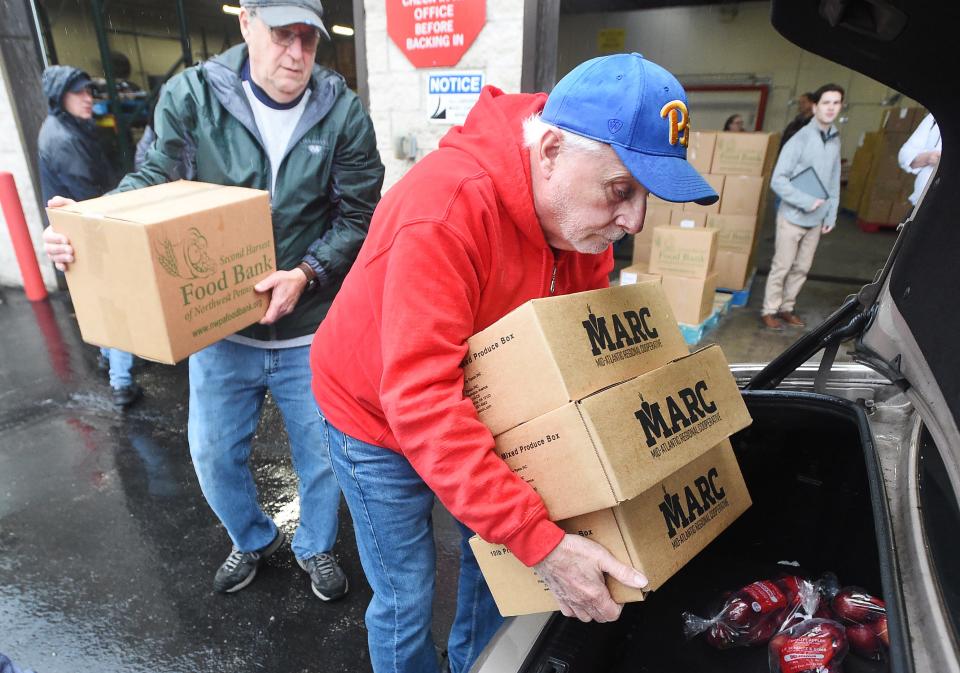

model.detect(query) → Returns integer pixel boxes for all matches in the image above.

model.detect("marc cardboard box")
[649,226,718,279]
[719,175,764,216]
[714,250,752,291]
[662,272,718,325]
[619,264,662,286]
[47,180,275,364]
[683,174,725,214]
[491,344,749,520]
[463,283,689,436]
[471,439,752,616]
[706,214,758,255]
[711,132,775,176]
[686,131,717,173]
[632,206,673,264]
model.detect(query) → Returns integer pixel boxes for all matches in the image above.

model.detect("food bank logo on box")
[156,228,217,280]
[633,381,721,456]
[155,230,274,309]
[580,305,662,367]
[658,466,730,546]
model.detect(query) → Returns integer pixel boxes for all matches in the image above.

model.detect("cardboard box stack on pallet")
[842,106,926,231]
[462,282,754,616]
[627,131,779,314]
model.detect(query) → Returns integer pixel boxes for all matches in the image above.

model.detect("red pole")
[0,171,48,301]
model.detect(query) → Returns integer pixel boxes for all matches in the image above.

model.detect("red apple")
[832,588,886,624]
[847,623,882,659]
[724,597,753,626]
[769,631,790,659]
[875,616,889,648]
[706,623,735,649]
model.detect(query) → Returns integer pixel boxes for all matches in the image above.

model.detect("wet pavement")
[0,288,462,673]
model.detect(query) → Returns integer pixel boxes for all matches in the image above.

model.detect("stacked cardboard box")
[463,283,753,616]
[647,226,719,325]
[635,132,778,292]
[844,107,926,226]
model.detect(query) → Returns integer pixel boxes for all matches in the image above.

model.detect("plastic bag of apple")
[682,572,889,669]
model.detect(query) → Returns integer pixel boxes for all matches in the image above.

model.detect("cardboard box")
[649,226,718,279]
[471,439,752,616]
[686,131,717,173]
[633,206,673,264]
[859,197,895,224]
[719,175,764,216]
[683,174,725,214]
[619,264,662,286]
[491,344,750,520]
[889,200,914,224]
[662,273,718,325]
[706,214,758,255]
[47,180,275,364]
[882,107,921,133]
[714,250,752,291]
[711,132,774,176]
[670,210,707,229]
[463,283,689,436]
[761,133,782,177]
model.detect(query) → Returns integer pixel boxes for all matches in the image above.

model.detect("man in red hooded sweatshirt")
[310,54,718,673]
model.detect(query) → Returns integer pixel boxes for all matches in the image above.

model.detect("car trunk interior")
[520,391,898,673]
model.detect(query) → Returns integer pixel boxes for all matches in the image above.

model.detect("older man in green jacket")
[44,0,384,599]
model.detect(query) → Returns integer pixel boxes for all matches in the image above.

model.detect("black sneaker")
[111,383,143,409]
[213,530,285,594]
[297,552,348,601]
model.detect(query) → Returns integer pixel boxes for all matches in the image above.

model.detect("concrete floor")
[0,210,897,673]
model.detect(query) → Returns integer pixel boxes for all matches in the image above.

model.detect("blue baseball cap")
[542,53,718,205]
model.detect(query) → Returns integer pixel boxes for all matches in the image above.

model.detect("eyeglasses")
[268,24,321,51]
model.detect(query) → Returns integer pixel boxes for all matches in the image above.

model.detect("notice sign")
[387,0,486,69]
[428,71,484,124]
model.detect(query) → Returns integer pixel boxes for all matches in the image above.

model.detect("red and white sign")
[387,0,486,69]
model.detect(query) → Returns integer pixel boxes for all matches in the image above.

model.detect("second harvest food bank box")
[47,180,275,364]
[471,439,751,616]
[462,282,689,436]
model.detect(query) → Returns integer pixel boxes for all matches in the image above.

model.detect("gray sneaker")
[213,530,285,594]
[297,552,348,601]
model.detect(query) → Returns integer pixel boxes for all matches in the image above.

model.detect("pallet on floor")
[679,303,724,345]
[713,292,733,317]
[717,269,756,308]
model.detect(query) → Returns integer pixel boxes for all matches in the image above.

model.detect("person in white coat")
[898,113,941,206]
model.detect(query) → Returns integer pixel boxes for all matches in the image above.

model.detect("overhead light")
[222,4,242,15]
[331,24,354,36]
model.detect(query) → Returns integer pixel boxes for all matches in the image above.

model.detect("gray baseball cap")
[241,0,330,39]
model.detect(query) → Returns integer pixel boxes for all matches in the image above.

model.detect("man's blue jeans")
[188,340,340,559]
[320,409,503,673]
[100,347,134,390]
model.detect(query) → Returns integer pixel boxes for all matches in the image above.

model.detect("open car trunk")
[518,391,902,673]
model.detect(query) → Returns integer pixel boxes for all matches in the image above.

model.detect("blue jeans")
[321,410,503,673]
[100,347,134,390]
[188,340,340,558]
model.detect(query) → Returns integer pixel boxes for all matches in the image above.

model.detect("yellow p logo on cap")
[660,100,690,148]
